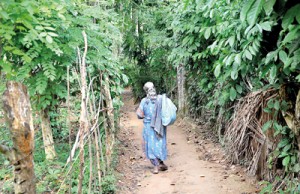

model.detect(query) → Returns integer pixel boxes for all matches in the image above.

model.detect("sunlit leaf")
[240,0,255,22]
[282,156,290,167]
[282,27,299,44]
[204,28,211,39]
[260,21,272,31]
[228,36,235,47]
[46,35,53,44]
[247,0,263,26]
[234,53,241,65]
[263,0,276,16]
[40,32,47,37]
[269,65,277,83]
[245,50,252,60]
[214,64,221,77]
[231,70,238,80]
[48,32,59,37]
[279,50,288,64]
[282,4,300,29]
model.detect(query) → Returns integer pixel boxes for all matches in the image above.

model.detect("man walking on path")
[136,82,168,174]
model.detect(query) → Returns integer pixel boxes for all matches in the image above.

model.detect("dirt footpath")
[116,90,259,194]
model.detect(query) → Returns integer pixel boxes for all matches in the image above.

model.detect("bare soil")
[116,90,260,194]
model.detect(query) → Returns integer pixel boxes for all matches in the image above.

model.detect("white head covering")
[143,82,157,100]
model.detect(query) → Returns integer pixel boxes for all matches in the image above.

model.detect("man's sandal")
[152,166,159,174]
[159,164,168,171]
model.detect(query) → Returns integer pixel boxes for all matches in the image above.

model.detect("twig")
[65,108,111,164]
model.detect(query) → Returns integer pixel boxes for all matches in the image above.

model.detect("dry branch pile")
[225,89,278,180]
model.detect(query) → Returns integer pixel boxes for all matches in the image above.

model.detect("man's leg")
[150,158,159,174]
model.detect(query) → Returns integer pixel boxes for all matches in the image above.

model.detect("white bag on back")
[161,94,177,126]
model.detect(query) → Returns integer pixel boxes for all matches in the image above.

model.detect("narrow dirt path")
[117,90,259,194]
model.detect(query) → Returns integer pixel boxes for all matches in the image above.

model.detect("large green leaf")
[282,4,300,29]
[234,53,241,65]
[230,87,237,101]
[204,28,211,39]
[282,156,290,167]
[0,61,12,74]
[228,36,235,47]
[265,51,277,64]
[240,0,255,22]
[260,21,272,31]
[236,85,243,94]
[247,0,263,26]
[282,27,299,44]
[279,50,288,64]
[297,11,300,24]
[274,100,280,110]
[46,35,53,44]
[278,138,289,148]
[231,70,238,80]
[262,120,272,132]
[245,49,253,60]
[214,64,221,77]
[269,65,277,83]
[293,163,300,173]
[263,0,276,16]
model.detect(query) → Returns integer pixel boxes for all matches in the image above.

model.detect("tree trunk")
[1,81,36,193]
[280,86,300,157]
[101,75,115,169]
[292,89,300,155]
[77,31,89,194]
[40,110,56,160]
[94,128,102,189]
[177,64,186,115]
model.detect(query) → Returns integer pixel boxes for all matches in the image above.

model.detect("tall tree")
[0,82,36,193]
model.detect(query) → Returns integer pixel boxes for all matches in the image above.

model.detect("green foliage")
[167,0,299,113]
[260,177,300,194]
[0,0,126,192]
[0,112,13,193]
[119,0,176,99]
[262,97,300,192]
[162,0,300,192]
[101,175,117,194]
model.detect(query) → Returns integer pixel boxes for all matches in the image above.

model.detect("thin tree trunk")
[101,75,115,169]
[40,109,56,160]
[77,31,89,194]
[1,81,36,193]
[94,128,102,190]
[177,64,186,115]
[88,135,93,194]
[67,66,72,194]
